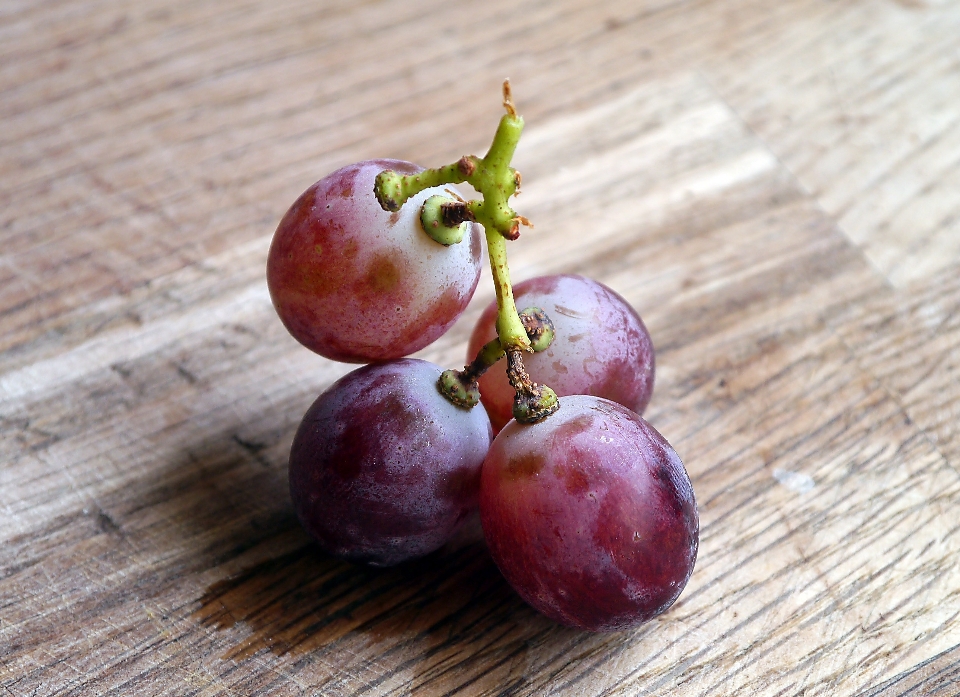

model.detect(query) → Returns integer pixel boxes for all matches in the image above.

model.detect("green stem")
[436,307,554,410]
[470,337,508,376]
[374,117,524,239]
[486,226,530,352]
[375,159,472,212]
[470,115,523,239]
[437,336,503,409]
[485,114,524,170]
[375,82,561,422]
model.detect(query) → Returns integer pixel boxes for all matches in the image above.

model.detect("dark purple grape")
[480,395,697,631]
[267,159,483,363]
[289,359,493,566]
[468,274,654,431]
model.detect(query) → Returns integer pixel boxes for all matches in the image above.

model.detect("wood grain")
[863,642,960,696]
[2,0,959,695]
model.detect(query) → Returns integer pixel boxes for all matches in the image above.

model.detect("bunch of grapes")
[267,82,698,631]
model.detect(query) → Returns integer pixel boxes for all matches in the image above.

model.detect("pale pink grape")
[268,160,483,363]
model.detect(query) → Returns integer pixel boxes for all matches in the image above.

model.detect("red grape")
[468,274,654,431]
[268,160,483,363]
[480,396,697,631]
[289,359,493,566]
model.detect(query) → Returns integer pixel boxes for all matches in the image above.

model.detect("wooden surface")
[2,0,959,694]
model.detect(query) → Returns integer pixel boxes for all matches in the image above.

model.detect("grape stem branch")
[438,307,555,410]
[373,80,558,423]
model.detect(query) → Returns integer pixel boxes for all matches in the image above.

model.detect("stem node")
[519,307,555,352]
[420,196,471,245]
[506,350,560,424]
[437,369,481,408]
[458,156,477,177]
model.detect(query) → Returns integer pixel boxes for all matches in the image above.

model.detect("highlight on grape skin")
[479,395,698,632]
[288,359,493,567]
[468,274,655,431]
[267,159,483,363]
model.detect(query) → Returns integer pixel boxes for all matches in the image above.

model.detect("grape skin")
[468,274,654,431]
[479,396,698,631]
[268,160,483,363]
[289,359,493,566]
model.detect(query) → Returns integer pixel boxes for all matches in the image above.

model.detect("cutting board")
[3,0,959,694]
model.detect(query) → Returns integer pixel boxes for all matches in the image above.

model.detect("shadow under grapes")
[192,533,530,664]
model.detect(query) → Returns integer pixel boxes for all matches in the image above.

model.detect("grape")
[289,359,493,566]
[468,274,654,431]
[479,396,697,631]
[267,160,483,363]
